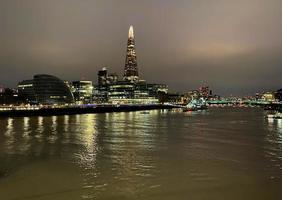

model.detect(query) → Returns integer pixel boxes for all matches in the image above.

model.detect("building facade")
[18,74,74,105]
[275,89,282,102]
[71,81,93,104]
[262,92,276,102]
[18,80,37,103]
[93,26,169,105]
[124,26,139,83]
[98,67,108,87]
[107,82,159,105]
[0,88,19,105]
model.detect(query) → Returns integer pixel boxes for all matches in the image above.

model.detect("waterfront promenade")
[0,104,177,117]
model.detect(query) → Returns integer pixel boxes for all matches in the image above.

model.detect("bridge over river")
[207,100,282,109]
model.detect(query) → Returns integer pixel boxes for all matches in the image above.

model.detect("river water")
[0,108,282,200]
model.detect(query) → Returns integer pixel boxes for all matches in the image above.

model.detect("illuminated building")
[276,89,282,101]
[0,88,19,105]
[107,82,159,105]
[146,84,168,96]
[167,93,183,104]
[107,73,118,85]
[18,80,36,103]
[98,67,119,86]
[71,81,94,104]
[98,67,108,86]
[93,26,169,104]
[96,67,120,102]
[262,92,276,102]
[198,86,212,99]
[18,74,74,105]
[107,82,166,105]
[108,82,134,100]
[124,26,139,83]
[96,67,111,103]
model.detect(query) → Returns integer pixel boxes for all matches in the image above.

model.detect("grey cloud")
[0,0,282,95]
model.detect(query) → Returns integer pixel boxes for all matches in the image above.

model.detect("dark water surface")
[0,108,282,200]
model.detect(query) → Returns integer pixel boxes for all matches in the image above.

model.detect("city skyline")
[1,0,282,95]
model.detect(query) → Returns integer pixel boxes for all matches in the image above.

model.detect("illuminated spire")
[124,25,138,82]
[128,25,134,38]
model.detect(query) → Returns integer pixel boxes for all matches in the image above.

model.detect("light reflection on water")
[265,117,282,173]
[5,118,14,136]
[277,119,282,133]
[0,108,282,200]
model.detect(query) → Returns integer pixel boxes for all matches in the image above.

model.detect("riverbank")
[0,104,177,117]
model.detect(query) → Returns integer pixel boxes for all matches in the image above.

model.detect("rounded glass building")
[18,74,74,105]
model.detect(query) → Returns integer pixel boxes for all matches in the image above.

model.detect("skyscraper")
[124,26,139,82]
[98,67,108,87]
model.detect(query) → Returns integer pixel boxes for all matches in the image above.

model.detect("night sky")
[1,0,282,96]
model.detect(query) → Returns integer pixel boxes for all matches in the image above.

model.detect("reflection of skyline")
[89,111,162,197]
[0,112,161,170]
[277,119,282,132]
[1,111,282,161]
[0,112,163,198]
[267,118,282,135]
[1,109,282,199]
[266,118,282,149]
[265,117,282,178]
[0,115,98,162]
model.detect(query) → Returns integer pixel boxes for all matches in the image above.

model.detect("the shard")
[124,26,138,82]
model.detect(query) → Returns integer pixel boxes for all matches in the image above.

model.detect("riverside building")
[94,26,169,104]
[71,81,94,104]
[18,74,74,105]
[123,26,139,83]
[276,89,282,102]
[0,88,19,105]
[95,69,168,104]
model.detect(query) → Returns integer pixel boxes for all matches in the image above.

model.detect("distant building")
[108,81,135,101]
[254,93,262,101]
[167,93,183,104]
[107,81,159,105]
[262,92,276,102]
[199,86,212,99]
[188,90,200,100]
[71,81,93,104]
[18,80,36,103]
[97,68,119,86]
[275,89,282,102]
[95,69,168,104]
[93,26,169,105]
[98,67,108,87]
[96,68,109,102]
[123,26,139,83]
[18,74,74,105]
[146,84,168,97]
[107,73,118,85]
[0,88,19,105]
[180,86,219,105]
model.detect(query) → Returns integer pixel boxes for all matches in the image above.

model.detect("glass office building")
[71,81,93,104]
[18,74,74,105]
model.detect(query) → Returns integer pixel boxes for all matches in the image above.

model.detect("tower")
[124,26,139,82]
[98,67,108,86]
